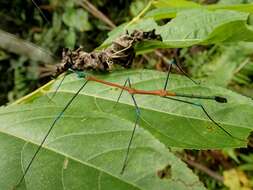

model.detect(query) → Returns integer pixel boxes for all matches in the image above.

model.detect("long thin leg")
[50,73,67,100]
[92,77,140,173]
[121,79,141,174]
[172,49,200,85]
[49,48,76,101]
[163,63,172,90]
[155,50,199,85]
[15,80,89,188]
[163,96,244,142]
[114,78,129,107]
[171,58,200,85]
[113,78,141,174]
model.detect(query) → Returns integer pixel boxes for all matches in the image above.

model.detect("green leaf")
[0,70,253,189]
[207,4,253,13]
[157,9,252,46]
[153,0,200,8]
[218,0,249,5]
[144,7,184,20]
[145,4,253,20]
[145,1,253,25]
[152,0,253,14]
[62,8,92,32]
[101,9,253,53]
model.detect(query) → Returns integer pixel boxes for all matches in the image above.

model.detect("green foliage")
[102,8,253,53]
[153,0,201,8]
[62,8,92,32]
[239,154,253,171]
[182,44,252,85]
[145,4,253,20]
[152,0,253,14]
[180,42,253,98]
[130,0,150,16]
[1,0,253,189]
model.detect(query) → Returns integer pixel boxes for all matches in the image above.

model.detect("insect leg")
[49,48,76,101]
[156,50,199,85]
[49,73,68,101]
[114,78,129,107]
[15,79,89,188]
[163,63,172,91]
[120,79,141,174]
[163,96,245,142]
[170,58,200,85]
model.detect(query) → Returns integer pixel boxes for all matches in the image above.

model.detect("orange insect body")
[87,76,176,97]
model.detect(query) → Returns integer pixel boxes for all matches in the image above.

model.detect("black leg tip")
[215,96,227,103]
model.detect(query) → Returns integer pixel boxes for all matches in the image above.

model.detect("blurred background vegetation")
[0,0,253,189]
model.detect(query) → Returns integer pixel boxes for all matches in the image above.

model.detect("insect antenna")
[163,96,245,142]
[31,0,50,24]
[14,79,89,188]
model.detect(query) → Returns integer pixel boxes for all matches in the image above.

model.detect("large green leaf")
[152,0,253,15]
[144,4,253,20]
[153,0,201,8]
[101,9,253,53]
[0,70,252,189]
[157,9,253,46]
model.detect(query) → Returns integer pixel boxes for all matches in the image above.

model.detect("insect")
[12,1,247,189]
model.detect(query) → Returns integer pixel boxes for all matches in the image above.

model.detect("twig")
[233,58,250,74]
[125,0,154,29]
[77,0,116,29]
[0,29,56,64]
[248,141,253,148]
[12,76,56,105]
[247,134,253,148]
[182,157,224,183]
[155,50,170,63]
[155,50,180,72]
